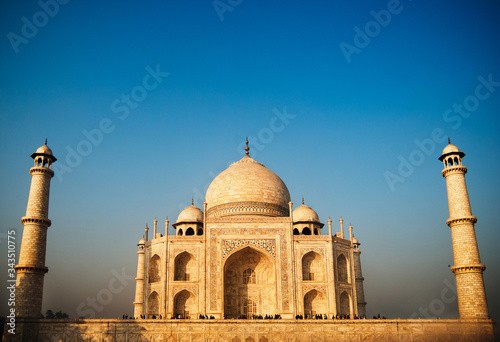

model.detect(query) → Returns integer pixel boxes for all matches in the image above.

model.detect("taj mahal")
[132,139,366,320]
[4,138,498,341]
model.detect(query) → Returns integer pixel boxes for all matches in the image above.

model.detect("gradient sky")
[1,0,499,320]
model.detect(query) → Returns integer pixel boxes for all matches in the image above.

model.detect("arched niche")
[303,289,326,317]
[223,246,276,318]
[301,251,325,282]
[149,254,161,283]
[174,251,196,281]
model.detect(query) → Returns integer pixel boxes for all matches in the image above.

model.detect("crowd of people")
[122,313,378,320]
[198,314,216,319]
[223,314,283,320]
[295,314,368,320]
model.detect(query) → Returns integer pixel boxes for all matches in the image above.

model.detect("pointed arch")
[302,251,325,281]
[223,246,276,318]
[178,228,183,236]
[337,254,349,283]
[339,291,351,316]
[174,251,196,281]
[148,254,161,283]
[185,227,195,236]
[147,291,160,318]
[302,227,311,235]
[293,228,299,235]
[173,290,196,319]
[303,289,326,317]
[197,228,203,235]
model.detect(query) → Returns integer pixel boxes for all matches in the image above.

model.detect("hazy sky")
[1,0,499,320]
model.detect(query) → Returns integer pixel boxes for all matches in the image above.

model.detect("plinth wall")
[3,318,497,342]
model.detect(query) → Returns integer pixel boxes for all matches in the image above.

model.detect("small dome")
[177,205,203,223]
[293,204,320,223]
[31,140,57,161]
[36,144,53,155]
[352,237,360,245]
[442,144,460,155]
[439,141,465,161]
[138,238,146,245]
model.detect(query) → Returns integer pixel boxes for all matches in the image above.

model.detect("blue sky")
[1,0,499,320]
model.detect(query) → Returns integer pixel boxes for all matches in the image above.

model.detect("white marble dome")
[205,155,291,218]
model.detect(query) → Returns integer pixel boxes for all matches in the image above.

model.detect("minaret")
[439,140,488,319]
[15,140,57,318]
[133,238,146,318]
[352,236,366,317]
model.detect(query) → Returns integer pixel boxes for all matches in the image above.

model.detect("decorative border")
[172,248,198,260]
[207,201,289,218]
[442,166,467,177]
[222,239,276,260]
[451,265,485,274]
[302,285,327,297]
[14,265,48,274]
[300,248,325,257]
[172,286,199,296]
[447,216,477,227]
[21,216,51,227]
[30,167,54,177]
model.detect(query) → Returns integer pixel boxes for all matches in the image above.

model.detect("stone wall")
[3,318,497,342]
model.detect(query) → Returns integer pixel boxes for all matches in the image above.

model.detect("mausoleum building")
[133,142,367,320]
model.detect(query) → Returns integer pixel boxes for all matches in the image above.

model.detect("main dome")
[205,155,291,218]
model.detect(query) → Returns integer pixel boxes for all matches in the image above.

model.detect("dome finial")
[448,137,451,144]
[302,197,304,205]
[191,197,194,205]
[44,138,47,146]
[245,137,250,156]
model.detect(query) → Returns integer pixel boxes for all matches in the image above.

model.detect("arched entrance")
[147,291,160,318]
[303,289,326,317]
[339,291,351,316]
[301,251,325,281]
[174,251,196,281]
[223,246,276,318]
[173,290,196,318]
